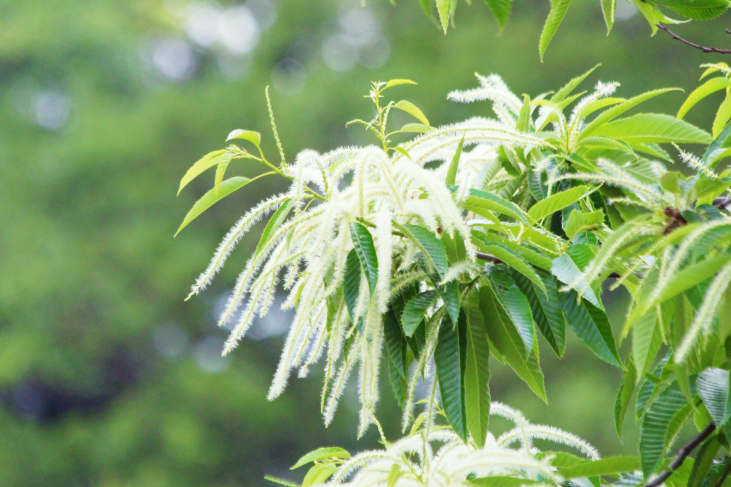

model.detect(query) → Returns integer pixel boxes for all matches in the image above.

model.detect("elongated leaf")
[445,135,465,186]
[697,368,731,427]
[475,233,552,271]
[464,188,528,223]
[265,476,300,487]
[254,199,292,258]
[560,293,621,367]
[464,299,490,448]
[398,123,434,134]
[560,457,640,478]
[591,114,712,145]
[539,0,573,61]
[551,253,601,308]
[658,255,731,305]
[175,176,252,236]
[178,149,228,195]
[678,77,731,120]
[633,312,660,377]
[479,244,547,296]
[384,309,408,381]
[483,0,512,28]
[528,185,593,221]
[470,477,540,487]
[442,231,468,265]
[401,290,438,337]
[303,464,337,487]
[435,312,467,440]
[395,222,449,278]
[291,447,350,469]
[495,281,535,356]
[344,250,363,329]
[350,222,378,295]
[394,100,430,126]
[512,269,566,357]
[702,120,731,169]
[565,209,605,239]
[580,88,681,139]
[516,95,532,132]
[384,79,417,89]
[226,129,262,146]
[640,381,689,479]
[688,435,722,487]
[601,0,616,33]
[480,285,547,401]
[552,64,600,103]
[436,0,451,33]
[660,0,728,20]
[615,357,637,439]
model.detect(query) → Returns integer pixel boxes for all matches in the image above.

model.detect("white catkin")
[376,209,392,313]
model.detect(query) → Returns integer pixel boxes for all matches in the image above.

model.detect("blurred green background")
[2,0,730,485]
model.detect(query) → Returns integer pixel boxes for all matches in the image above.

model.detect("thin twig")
[475,252,503,264]
[714,197,731,210]
[645,423,717,487]
[657,24,731,54]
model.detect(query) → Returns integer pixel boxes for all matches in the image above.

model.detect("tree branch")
[645,423,717,487]
[657,24,731,54]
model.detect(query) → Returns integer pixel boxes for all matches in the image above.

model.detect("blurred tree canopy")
[3,0,731,485]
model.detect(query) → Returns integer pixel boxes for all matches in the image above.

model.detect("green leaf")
[559,457,640,478]
[478,244,547,296]
[590,114,712,145]
[302,464,337,487]
[633,312,661,378]
[401,290,438,337]
[349,222,378,295]
[551,253,601,308]
[464,297,491,448]
[688,435,722,487]
[640,381,689,479]
[464,188,529,223]
[528,185,593,221]
[494,280,535,356]
[384,308,408,381]
[677,77,731,120]
[480,285,546,401]
[394,100,430,126]
[475,233,552,271]
[384,79,417,89]
[254,199,292,259]
[435,312,467,440]
[601,0,616,34]
[516,95,531,132]
[713,94,731,139]
[659,0,728,20]
[659,255,731,305]
[539,0,573,61]
[178,149,228,195]
[702,120,731,169]
[512,269,566,357]
[660,172,682,194]
[226,129,262,147]
[291,447,351,469]
[469,477,540,487]
[697,368,731,427]
[387,464,402,487]
[580,88,681,139]
[398,123,434,134]
[396,223,449,279]
[552,64,600,104]
[560,293,621,367]
[436,0,451,33]
[615,357,637,439]
[265,475,300,487]
[344,249,363,328]
[175,176,252,236]
[565,209,605,239]
[483,0,512,29]
[445,135,465,186]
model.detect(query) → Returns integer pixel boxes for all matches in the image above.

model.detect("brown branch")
[657,24,731,54]
[645,423,717,487]
[714,197,731,210]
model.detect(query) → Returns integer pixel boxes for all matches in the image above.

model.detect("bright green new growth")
[178,65,731,487]
[388,0,731,60]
